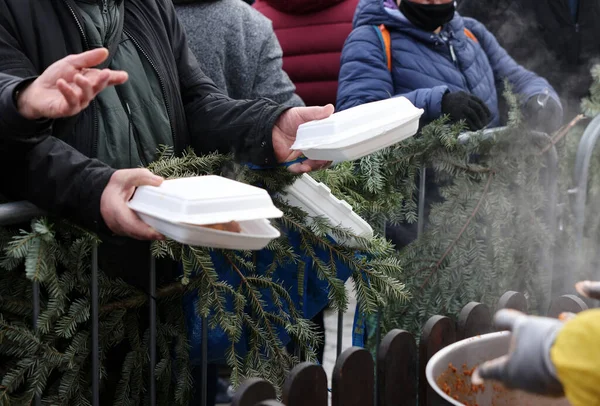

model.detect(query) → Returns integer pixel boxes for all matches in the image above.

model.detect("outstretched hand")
[272,104,334,173]
[17,48,128,120]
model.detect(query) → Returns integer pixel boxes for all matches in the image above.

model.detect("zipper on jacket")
[63,0,90,49]
[63,0,101,159]
[102,0,108,13]
[125,102,148,167]
[449,43,458,65]
[123,28,176,150]
[444,34,473,93]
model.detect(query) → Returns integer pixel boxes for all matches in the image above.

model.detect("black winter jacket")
[0,0,288,234]
[458,0,600,117]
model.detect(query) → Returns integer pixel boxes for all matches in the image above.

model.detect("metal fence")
[0,201,174,406]
[229,292,589,406]
[2,122,599,405]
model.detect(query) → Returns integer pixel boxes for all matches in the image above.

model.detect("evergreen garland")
[2,70,600,404]
[374,78,600,337]
[0,148,408,404]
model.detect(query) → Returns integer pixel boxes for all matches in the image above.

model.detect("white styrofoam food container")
[282,174,373,247]
[137,215,279,250]
[128,176,283,249]
[291,97,423,162]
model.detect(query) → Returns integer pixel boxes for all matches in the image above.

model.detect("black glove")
[472,309,564,397]
[523,95,562,134]
[441,91,492,131]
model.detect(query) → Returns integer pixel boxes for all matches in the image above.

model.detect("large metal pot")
[426,332,570,406]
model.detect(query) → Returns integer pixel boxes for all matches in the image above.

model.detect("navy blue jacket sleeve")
[464,18,563,113]
[336,25,448,120]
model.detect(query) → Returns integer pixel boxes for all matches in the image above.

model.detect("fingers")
[473,97,492,123]
[83,68,128,87]
[472,355,510,385]
[104,70,129,86]
[121,168,164,188]
[78,68,128,97]
[575,280,600,300]
[115,209,165,241]
[74,73,95,106]
[66,47,109,69]
[57,73,104,113]
[493,309,525,331]
[287,159,331,174]
[56,79,83,109]
[466,98,491,130]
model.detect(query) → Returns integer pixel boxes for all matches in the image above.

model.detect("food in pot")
[438,362,486,406]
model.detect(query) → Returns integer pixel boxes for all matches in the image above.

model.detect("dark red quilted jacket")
[253,0,359,107]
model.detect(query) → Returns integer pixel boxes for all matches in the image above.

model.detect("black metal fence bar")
[201,316,208,406]
[417,165,427,237]
[0,201,44,226]
[33,281,41,406]
[149,253,157,406]
[91,244,100,406]
[336,311,343,358]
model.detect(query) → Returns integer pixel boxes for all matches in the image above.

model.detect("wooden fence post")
[332,347,374,406]
[456,302,492,340]
[419,316,455,406]
[231,378,276,406]
[547,294,588,318]
[283,363,327,406]
[496,291,528,313]
[377,330,417,406]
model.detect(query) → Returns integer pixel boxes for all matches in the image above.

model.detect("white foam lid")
[291,97,423,150]
[283,175,373,245]
[128,175,283,225]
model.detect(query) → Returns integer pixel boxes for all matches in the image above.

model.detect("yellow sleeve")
[551,309,600,406]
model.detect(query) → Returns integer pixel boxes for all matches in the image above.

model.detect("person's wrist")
[16,82,42,120]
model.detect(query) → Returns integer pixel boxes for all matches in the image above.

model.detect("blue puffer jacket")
[336,0,561,126]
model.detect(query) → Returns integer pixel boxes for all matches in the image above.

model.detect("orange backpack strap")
[379,24,393,71]
[463,28,479,43]
[373,24,393,71]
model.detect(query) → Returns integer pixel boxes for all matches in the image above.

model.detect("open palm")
[18,48,128,120]
[272,104,334,173]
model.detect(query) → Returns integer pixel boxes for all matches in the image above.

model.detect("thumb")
[494,309,525,331]
[575,280,600,300]
[66,48,109,69]
[472,355,509,385]
[299,104,335,122]
[123,168,164,188]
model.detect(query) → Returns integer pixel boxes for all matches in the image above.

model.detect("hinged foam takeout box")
[291,97,424,162]
[128,176,283,250]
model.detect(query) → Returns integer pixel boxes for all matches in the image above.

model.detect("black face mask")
[399,1,455,32]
